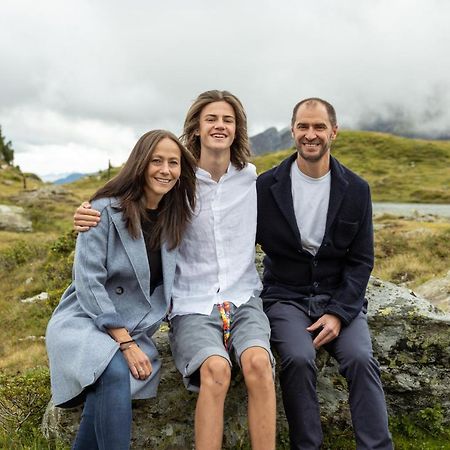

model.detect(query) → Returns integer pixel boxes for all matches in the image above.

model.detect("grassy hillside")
[252,130,450,203]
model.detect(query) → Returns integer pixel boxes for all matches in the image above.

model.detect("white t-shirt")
[290,161,331,256]
[170,163,262,318]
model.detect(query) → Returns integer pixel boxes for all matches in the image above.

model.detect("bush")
[0,367,51,435]
[0,241,45,271]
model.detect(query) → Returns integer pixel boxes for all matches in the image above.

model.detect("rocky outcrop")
[250,127,293,155]
[0,204,32,232]
[13,186,71,206]
[414,270,450,312]
[42,278,450,449]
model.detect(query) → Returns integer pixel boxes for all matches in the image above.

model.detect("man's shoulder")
[257,153,296,186]
[332,157,369,189]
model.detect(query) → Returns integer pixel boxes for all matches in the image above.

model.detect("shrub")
[0,367,51,434]
[0,241,45,271]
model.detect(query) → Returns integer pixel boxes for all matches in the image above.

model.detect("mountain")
[250,127,293,155]
[53,173,87,184]
[41,172,87,184]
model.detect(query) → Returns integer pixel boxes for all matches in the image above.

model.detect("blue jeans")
[72,351,132,450]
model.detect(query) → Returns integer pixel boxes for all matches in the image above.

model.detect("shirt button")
[313,281,319,288]
[115,286,124,295]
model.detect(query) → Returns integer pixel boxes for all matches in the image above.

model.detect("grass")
[373,217,450,287]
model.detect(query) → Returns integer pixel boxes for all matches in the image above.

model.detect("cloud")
[1,0,449,175]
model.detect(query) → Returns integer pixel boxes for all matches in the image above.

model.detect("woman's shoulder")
[90,197,120,214]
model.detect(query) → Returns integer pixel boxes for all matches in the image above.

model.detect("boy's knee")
[241,348,273,385]
[199,356,231,393]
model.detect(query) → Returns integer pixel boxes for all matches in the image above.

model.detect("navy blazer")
[256,153,374,325]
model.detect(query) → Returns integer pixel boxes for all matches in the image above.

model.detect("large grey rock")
[13,185,71,205]
[42,279,450,449]
[0,204,32,232]
[414,270,450,312]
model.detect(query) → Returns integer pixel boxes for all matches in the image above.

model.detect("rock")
[13,185,72,206]
[42,279,450,449]
[414,270,450,312]
[21,292,49,303]
[0,204,32,232]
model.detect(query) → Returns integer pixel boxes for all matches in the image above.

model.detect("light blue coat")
[46,197,177,406]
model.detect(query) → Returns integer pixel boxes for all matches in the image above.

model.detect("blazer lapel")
[270,153,302,246]
[161,243,178,306]
[324,156,349,234]
[110,209,151,303]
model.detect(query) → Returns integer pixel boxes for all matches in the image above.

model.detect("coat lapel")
[110,208,151,303]
[270,153,302,246]
[324,156,349,234]
[161,242,177,305]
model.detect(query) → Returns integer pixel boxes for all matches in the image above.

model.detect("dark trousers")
[265,301,393,450]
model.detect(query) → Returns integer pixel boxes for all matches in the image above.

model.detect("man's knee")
[279,346,316,374]
[339,349,380,377]
[199,356,231,394]
[241,347,273,387]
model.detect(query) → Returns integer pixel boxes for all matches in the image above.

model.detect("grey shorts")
[169,296,274,392]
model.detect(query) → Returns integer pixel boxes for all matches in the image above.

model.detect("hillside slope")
[252,130,450,203]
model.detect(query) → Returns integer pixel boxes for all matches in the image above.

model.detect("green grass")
[252,130,450,203]
[373,218,450,287]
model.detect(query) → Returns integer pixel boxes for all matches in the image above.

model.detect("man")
[74,90,276,450]
[256,98,393,450]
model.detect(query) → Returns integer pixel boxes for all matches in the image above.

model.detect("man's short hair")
[291,98,337,128]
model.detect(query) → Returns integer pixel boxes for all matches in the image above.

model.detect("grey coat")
[46,197,177,406]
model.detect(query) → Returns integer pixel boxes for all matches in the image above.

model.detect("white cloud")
[1,0,449,175]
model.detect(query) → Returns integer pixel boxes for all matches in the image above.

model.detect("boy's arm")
[74,201,101,231]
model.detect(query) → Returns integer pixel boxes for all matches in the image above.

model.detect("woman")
[46,130,196,450]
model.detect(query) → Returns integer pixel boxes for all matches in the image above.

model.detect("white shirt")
[291,161,331,256]
[170,163,262,317]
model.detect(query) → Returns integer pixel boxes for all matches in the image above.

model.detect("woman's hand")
[107,328,152,380]
[121,344,153,380]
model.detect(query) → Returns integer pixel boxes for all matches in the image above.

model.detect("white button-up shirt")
[170,163,262,317]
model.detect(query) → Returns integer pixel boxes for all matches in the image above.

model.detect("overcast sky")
[1,0,449,178]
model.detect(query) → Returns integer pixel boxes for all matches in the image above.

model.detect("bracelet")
[120,342,137,351]
[119,339,135,345]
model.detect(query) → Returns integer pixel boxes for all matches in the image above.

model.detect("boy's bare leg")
[241,347,276,450]
[195,356,231,450]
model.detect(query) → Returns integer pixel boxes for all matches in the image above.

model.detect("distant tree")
[0,125,14,165]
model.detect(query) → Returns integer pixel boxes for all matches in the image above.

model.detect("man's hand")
[307,314,341,349]
[74,201,100,232]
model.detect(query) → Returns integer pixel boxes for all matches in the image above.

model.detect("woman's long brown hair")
[91,130,196,250]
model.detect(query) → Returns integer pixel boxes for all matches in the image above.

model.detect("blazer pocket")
[333,220,359,249]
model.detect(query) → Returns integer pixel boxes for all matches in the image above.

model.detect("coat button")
[115,286,124,295]
[313,281,319,288]
[312,260,318,267]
